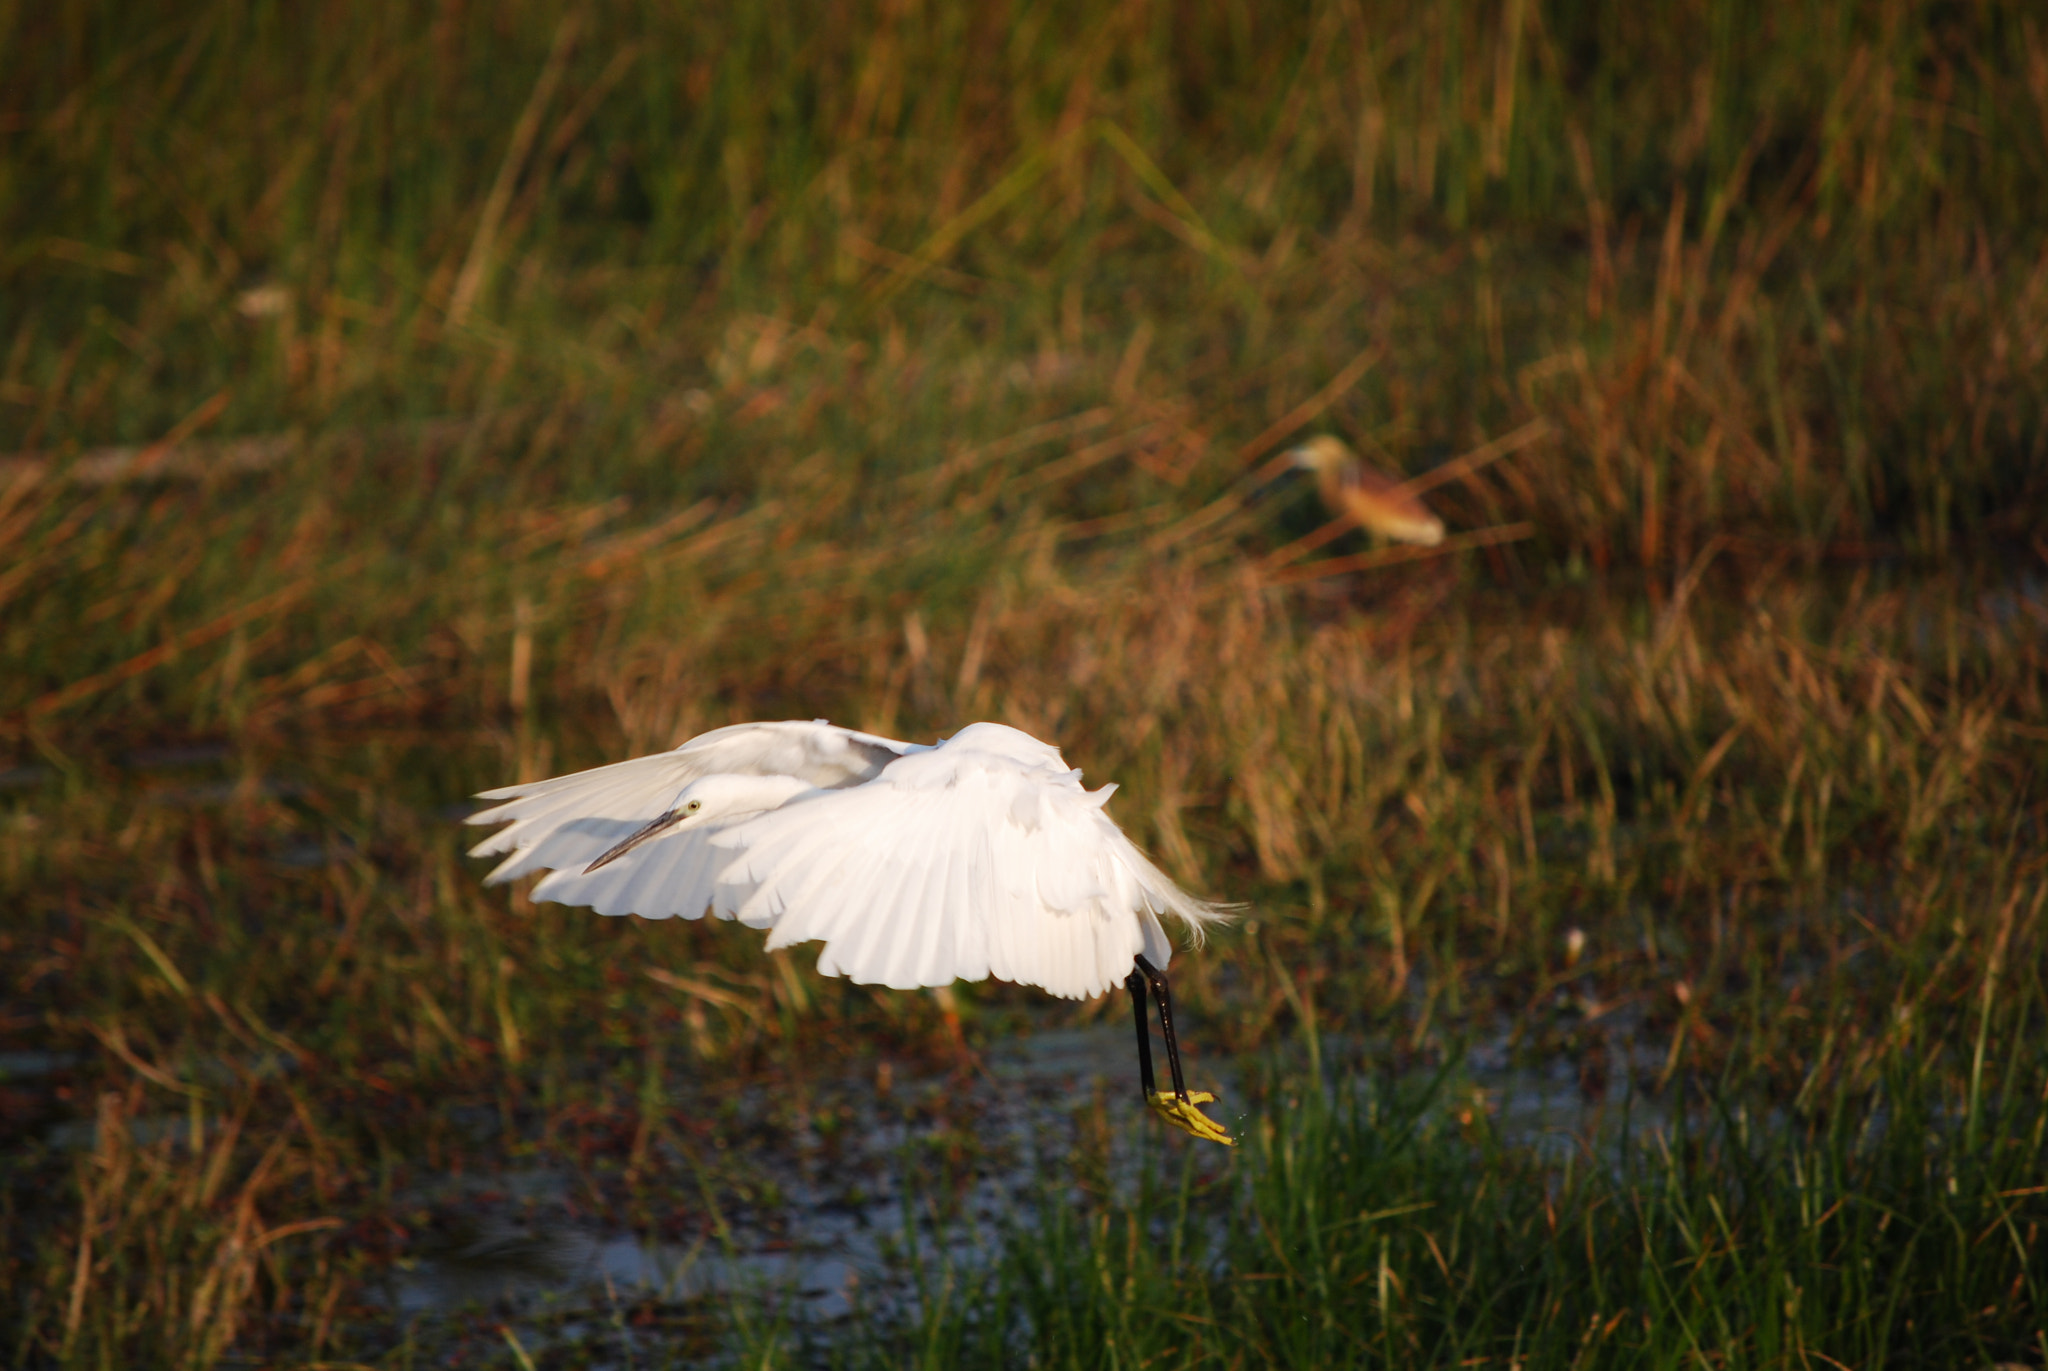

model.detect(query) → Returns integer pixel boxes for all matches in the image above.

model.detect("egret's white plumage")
[466,720,1227,1001]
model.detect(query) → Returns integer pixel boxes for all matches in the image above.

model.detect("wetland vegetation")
[4,0,2046,1364]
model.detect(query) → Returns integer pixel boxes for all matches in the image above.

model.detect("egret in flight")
[466,720,1235,1145]
[1289,434,1446,547]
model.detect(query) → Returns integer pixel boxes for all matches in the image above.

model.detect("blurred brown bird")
[1287,435,1445,547]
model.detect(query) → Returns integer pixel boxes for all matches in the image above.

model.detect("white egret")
[1289,434,1446,547]
[465,720,1236,1144]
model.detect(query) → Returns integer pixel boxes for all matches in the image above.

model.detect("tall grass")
[3,0,2046,1364]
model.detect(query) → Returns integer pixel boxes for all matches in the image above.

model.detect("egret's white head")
[584,773,817,873]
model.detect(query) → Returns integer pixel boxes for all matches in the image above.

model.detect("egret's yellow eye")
[685,799,702,813]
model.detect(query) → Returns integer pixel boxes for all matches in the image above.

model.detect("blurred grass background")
[3,0,2046,1365]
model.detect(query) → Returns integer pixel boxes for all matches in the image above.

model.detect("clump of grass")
[855,1013,2048,1369]
[13,1082,350,1368]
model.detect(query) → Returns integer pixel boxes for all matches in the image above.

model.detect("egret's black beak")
[584,810,683,873]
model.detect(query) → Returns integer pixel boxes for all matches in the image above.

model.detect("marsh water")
[350,1013,1674,1349]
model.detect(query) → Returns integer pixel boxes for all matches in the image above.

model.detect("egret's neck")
[695,772,819,817]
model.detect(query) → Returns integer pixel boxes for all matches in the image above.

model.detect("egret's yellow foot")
[1147,1090,1235,1146]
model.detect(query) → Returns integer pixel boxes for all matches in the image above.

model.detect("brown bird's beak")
[584,809,684,873]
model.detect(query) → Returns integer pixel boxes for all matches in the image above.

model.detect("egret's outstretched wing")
[522,781,818,920]
[465,719,913,885]
[531,811,735,919]
[711,722,1229,1000]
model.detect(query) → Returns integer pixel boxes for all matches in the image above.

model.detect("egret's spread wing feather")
[712,722,1226,999]
[528,823,729,920]
[465,720,915,886]
[917,843,963,986]
[941,833,985,983]
[466,753,699,884]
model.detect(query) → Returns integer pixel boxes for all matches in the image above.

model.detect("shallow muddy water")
[367,1008,1672,1359]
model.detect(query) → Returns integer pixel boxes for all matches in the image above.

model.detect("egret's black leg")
[1130,956,1233,1146]
[1125,968,1157,1098]
[1133,954,1188,1100]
